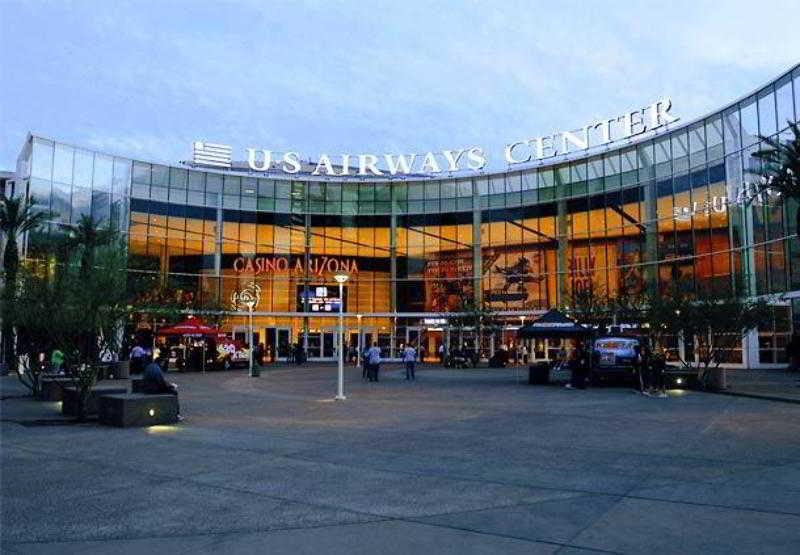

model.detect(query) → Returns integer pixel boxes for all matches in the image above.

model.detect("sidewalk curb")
[713,389,800,405]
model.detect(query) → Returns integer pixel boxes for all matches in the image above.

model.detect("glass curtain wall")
[16,65,800,364]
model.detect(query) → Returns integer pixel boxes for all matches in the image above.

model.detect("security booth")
[517,309,591,384]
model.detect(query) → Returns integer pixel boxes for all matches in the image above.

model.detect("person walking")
[366,342,381,382]
[438,343,445,364]
[651,347,668,398]
[633,344,645,393]
[403,343,417,381]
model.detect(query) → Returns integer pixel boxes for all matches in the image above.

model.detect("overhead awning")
[516,309,590,338]
[157,317,218,337]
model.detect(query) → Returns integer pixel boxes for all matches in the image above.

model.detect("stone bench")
[37,376,73,402]
[98,393,179,427]
[62,385,127,417]
[131,378,145,393]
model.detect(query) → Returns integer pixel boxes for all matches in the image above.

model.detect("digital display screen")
[298,285,346,313]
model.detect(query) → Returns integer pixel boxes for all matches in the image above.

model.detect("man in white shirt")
[366,342,382,382]
[403,344,417,381]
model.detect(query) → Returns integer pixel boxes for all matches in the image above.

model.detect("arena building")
[10,64,800,367]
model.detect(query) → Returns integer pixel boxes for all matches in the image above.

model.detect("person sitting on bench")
[142,357,182,419]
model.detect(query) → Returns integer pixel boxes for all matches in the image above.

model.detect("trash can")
[529,362,550,385]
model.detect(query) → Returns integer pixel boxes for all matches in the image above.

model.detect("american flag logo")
[192,141,232,168]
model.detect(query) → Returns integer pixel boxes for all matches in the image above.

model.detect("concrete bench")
[37,377,73,402]
[62,385,127,417]
[98,393,179,427]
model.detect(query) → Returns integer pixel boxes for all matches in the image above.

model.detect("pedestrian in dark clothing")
[633,344,645,392]
[142,358,182,418]
[567,343,589,389]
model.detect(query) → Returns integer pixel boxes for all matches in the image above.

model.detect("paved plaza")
[2,364,800,554]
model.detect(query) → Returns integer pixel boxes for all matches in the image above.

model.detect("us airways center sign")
[194,98,678,177]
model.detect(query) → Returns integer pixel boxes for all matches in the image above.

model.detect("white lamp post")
[356,314,363,368]
[246,300,257,377]
[334,274,349,400]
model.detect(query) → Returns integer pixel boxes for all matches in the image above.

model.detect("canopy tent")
[516,309,591,339]
[157,317,218,337]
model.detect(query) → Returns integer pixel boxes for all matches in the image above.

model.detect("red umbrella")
[157,317,218,336]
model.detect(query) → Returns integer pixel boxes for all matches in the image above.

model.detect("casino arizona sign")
[233,255,359,276]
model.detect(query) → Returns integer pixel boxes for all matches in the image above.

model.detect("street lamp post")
[356,314,363,368]
[247,301,258,377]
[334,274,349,400]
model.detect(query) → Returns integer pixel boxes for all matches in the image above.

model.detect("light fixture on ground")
[334,273,349,400]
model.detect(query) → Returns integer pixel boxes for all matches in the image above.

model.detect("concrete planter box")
[98,393,179,427]
[62,385,127,417]
[704,367,728,391]
[37,377,73,402]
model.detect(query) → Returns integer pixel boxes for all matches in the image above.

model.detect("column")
[303,213,311,352]
[556,198,568,306]
[390,213,397,314]
[643,179,658,295]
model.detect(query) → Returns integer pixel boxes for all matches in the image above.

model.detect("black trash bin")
[528,362,550,385]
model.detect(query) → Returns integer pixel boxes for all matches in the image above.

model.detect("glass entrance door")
[307,329,336,360]
[265,327,292,361]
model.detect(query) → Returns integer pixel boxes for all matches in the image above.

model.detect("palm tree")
[61,215,116,274]
[750,121,800,234]
[0,195,47,366]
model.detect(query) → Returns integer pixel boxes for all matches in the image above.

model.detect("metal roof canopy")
[516,309,591,338]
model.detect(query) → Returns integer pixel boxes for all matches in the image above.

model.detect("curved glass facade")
[14,64,800,364]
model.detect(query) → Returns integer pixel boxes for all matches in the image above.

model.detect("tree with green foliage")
[637,284,770,388]
[0,195,47,370]
[13,240,130,417]
[445,288,494,365]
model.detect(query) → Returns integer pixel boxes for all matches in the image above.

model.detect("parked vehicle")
[591,337,640,383]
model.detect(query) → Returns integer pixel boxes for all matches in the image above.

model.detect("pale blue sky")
[1,0,799,170]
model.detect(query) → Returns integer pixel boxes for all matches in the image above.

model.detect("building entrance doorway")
[307,329,336,360]
[265,327,292,361]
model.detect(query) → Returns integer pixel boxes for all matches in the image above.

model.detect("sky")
[1,0,799,171]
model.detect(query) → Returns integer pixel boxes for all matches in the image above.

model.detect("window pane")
[689,123,706,167]
[113,158,131,198]
[53,143,74,185]
[758,88,777,136]
[31,138,54,180]
[151,164,168,187]
[93,155,113,192]
[706,116,723,160]
[723,107,741,153]
[132,161,150,185]
[73,150,93,188]
[188,171,205,191]
[740,96,758,145]
[776,76,794,130]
